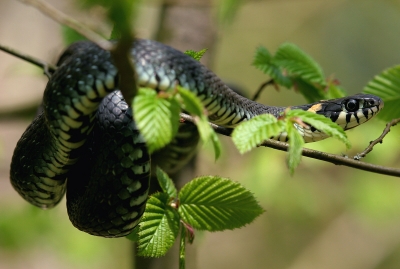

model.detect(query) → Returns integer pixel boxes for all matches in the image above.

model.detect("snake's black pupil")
[345,99,358,112]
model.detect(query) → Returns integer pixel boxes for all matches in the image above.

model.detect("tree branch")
[180,112,400,178]
[262,140,400,177]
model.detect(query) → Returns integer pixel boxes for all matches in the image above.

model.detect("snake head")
[307,93,384,130]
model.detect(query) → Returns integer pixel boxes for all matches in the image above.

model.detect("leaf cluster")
[126,168,264,260]
[253,43,346,102]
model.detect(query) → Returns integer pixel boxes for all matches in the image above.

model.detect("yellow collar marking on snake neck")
[307,103,322,113]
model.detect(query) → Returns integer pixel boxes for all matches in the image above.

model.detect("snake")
[9,39,383,238]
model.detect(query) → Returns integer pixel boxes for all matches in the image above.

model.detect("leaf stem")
[179,224,186,269]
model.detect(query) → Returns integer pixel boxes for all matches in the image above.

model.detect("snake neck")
[131,39,286,127]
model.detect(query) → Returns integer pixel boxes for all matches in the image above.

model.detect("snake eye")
[366,99,376,107]
[345,99,359,112]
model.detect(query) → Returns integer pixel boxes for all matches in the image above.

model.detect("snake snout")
[362,94,384,110]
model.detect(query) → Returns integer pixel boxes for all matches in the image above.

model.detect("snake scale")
[10,39,383,237]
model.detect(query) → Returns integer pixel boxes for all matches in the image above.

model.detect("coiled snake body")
[10,39,383,237]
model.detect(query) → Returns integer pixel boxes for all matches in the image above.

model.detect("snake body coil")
[10,39,383,237]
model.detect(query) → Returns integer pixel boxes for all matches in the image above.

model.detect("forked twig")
[354,118,400,160]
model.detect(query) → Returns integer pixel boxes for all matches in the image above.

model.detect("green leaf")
[138,193,180,257]
[195,117,222,160]
[176,86,221,159]
[252,46,292,87]
[209,129,222,160]
[326,84,346,99]
[177,86,204,116]
[363,65,400,122]
[184,49,207,61]
[274,43,325,86]
[286,109,351,148]
[156,167,178,198]
[133,88,180,153]
[286,121,305,175]
[293,78,326,103]
[294,78,346,103]
[232,114,286,154]
[178,176,264,231]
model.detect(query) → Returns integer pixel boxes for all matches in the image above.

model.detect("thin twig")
[354,118,400,160]
[252,79,275,101]
[0,44,56,78]
[18,0,112,51]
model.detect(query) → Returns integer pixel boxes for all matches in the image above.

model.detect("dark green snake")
[10,39,383,237]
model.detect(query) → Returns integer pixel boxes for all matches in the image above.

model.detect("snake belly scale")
[10,39,383,237]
